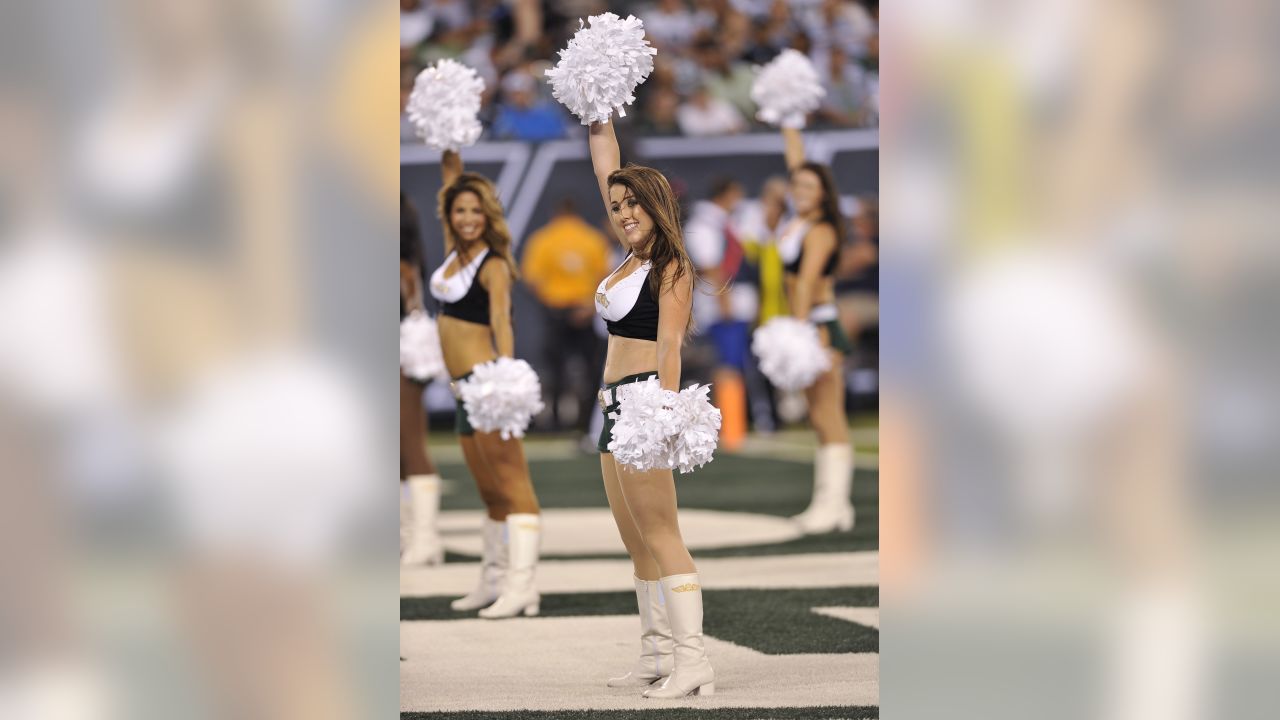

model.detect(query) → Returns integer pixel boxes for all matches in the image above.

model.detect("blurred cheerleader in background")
[430,150,543,619]
[777,124,858,535]
[400,194,445,566]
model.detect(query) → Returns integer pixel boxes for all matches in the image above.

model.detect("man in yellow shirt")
[521,198,610,433]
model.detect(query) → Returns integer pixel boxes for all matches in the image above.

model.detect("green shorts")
[597,371,659,453]
[821,319,854,356]
[451,371,475,436]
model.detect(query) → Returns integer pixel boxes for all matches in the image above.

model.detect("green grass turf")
[437,452,878,556]
[401,702,881,719]
[402,587,879,655]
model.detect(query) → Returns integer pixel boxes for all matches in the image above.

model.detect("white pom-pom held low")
[545,13,657,125]
[751,317,832,391]
[406,59,485,151]
[399,311,447,382]
[456,357,546,440]
[607,377,721,474]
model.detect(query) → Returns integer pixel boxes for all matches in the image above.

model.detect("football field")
[401,427,879,719]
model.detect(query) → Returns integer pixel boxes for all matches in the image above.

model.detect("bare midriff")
[438,315,497,378]
[783,274,837,312]
[602,335,658,384]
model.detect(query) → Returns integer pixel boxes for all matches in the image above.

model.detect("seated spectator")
[816,46,876,127]
[693,36,757,120]
[798,0,875,61]
[835,195,879,343]
[637,87,682,135]
[677,84,746,136]
[641,0,704,55]
[401,0,435,62]
[492,69,568,141]
[401,62,422,143]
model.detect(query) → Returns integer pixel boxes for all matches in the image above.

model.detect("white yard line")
[401,551,879,597]
[400,615,879,712]
[432,508,806,557]
[813,606,880,630]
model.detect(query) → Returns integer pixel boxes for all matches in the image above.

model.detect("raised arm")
[442,149,463,187]
[655,265,694,392]
[589,119,621,210]
[400,260,424,313]
[782,126,806,172]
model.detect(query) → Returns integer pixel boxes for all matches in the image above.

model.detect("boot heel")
[836,510,854,532]
[524,602,540,617]
[696,682,715,696]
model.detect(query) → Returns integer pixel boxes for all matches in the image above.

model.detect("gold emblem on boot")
[670,583,701,593]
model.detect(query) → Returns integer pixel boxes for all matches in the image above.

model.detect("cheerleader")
[400,193,445,565]
[589,119,715,698]
[430,149,542,619]
[778,125,857,534]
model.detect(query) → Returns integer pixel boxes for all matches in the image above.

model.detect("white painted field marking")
[437,508,804,557]
[813,606,880,630]
[400,615,878,712]
[401,551,878,596]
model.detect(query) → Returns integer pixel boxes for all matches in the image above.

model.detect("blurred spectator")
[835,195,878,344]
[520,199,610,434]
[731,0,776,20]
[424,0,475,49]
[743,15,786,65]
[733,176,792,323]
[641,0,704,55]
[677,84,747,136]
[637,87,683,135]
[815,46,877,127]
[400,62,421,142]
[401,0,435,61]
[686,178,758,443]
[797,0,875,61]
[693,36,757,121]
[492,68,569,141]
[400,0,877,141]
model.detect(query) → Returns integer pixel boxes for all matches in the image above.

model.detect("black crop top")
[782,223,839,277]
[437,253,499,325]
[606,277,660,341]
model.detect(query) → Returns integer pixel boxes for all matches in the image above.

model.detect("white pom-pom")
[406,59,485,151]
[456,357,545,439]
[752,317,832,391]
[608,378,721,474]
[751,49,826,128]
[608,378,681,471]
[668,384,722,473]
[399,311,446,382]
[545,13,657,125]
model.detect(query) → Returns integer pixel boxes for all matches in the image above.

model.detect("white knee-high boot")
[643,573,715,698]
[479,513,541,619]
[607,576,674,687]
[792,443,856,534]
[450,517,507,611]
[401,474,445,566]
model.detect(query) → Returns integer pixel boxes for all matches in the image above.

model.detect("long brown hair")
[437,172,518,278]
[795,161,848,247]
[607,164,695,325]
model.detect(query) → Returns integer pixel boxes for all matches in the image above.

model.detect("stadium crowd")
[400,0,879,142]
